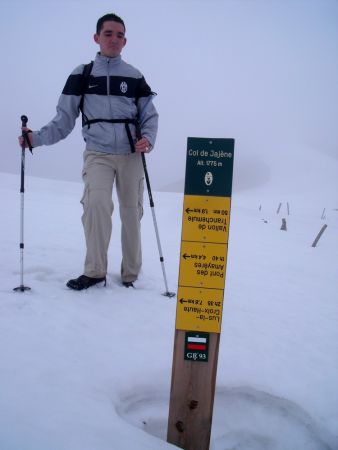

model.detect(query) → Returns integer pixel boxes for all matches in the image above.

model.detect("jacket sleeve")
[31,65,84,148]
[136,76,159,149]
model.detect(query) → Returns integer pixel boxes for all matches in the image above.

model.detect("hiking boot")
[66,275,106,291]
[122,281,134,288]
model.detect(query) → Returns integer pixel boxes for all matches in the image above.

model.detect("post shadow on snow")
[115,385,335,450]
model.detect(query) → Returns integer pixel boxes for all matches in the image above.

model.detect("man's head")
[94,13,126,58]
[96,13,125,35]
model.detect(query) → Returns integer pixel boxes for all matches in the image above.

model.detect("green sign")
[184,332,209,362]
[184,137,234,197]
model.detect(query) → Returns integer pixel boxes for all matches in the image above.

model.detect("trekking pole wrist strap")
[23,130,33,153]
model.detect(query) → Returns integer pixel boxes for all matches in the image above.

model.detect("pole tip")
[163,291,176,298]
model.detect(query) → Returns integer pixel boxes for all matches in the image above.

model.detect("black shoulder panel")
[62,74,84,96]
[136,76,155,99]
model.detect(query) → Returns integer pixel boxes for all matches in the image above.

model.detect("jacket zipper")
[106,58,110,96]
[106,58,116,147]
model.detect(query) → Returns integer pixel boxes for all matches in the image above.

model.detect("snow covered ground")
[0,142,337,449]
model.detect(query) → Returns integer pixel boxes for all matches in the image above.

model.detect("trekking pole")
[141,152,175,298]
[14,115,33,292]
[135,118,175,298]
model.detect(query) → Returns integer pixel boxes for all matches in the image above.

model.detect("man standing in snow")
[19,13,158,290]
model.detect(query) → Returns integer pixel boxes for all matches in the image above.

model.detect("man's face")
[94,20,126,57]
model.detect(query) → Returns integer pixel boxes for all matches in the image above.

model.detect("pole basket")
[13,285,31,292]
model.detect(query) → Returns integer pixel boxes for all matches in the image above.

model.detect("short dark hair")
[96,13,126,35]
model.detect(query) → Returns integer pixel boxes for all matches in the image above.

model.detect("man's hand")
[18,127,32,148]
[135,137,152,153]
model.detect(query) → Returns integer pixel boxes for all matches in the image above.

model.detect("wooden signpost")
[167,137,235,450]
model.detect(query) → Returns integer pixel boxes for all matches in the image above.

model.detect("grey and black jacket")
[31,52,158,154]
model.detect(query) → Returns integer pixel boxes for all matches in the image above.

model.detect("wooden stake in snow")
[287,202,290,215]
[321,208,326,220]
[276,202,282,214]
[311,224,328,247]
[280,218,287,231]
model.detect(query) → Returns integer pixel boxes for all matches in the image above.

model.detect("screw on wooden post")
[280,218,287,231]
[276,202,282,214]
[311,224,328,247]
[175,421,185,433]
[189,400,199,410]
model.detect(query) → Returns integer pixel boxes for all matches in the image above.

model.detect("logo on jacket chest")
[120,81,128,94]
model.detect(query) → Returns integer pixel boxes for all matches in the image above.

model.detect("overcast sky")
[1,0,337,191]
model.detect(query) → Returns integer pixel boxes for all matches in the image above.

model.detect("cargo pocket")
[80,168,88,209]
[81,185,89,210]
[138,177,144,220]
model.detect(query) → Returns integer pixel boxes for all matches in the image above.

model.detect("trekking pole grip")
[21,115,33,153]
[21,115,28,128]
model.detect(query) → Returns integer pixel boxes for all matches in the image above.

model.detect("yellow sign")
[179,241,228,290]
[176,286,224,332]
[182,195,231,244]
[175,137,234,334]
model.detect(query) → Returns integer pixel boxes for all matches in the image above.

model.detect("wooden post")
[276,202,282,214]
[167,137,235,450]
[321,208,326,220]
[167,331,220,450]
[311,224,328,247]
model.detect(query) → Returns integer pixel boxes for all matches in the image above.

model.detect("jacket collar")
[95,52,122,66]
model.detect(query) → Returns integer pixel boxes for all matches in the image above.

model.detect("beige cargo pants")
[81,150,144,282]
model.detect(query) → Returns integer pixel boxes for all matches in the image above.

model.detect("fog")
[1,0,337,191]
